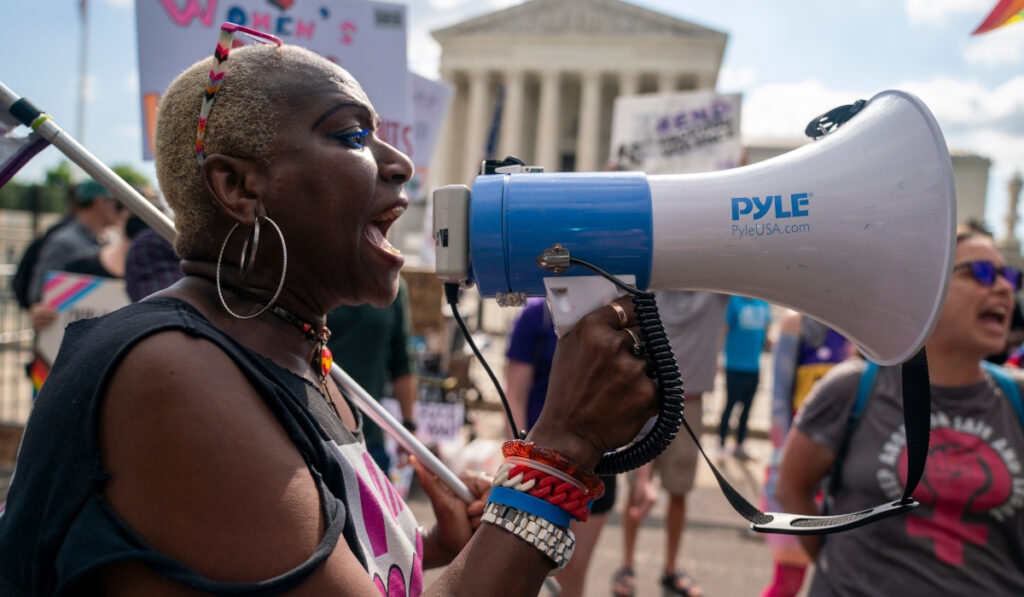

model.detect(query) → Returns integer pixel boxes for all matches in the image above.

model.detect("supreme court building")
[428,0,729,186]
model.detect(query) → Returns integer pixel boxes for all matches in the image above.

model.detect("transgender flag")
[0,110,49,187]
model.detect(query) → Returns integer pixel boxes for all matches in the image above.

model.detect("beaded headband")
[196,23,283,165]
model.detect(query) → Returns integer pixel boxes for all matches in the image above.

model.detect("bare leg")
[664,492,686,576]
[663,492,703,596]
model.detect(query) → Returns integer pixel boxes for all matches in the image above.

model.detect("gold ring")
[608,302,629,329]
[624,328,644,358]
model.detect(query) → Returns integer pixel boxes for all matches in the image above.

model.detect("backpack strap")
[852,362,879,428]
[827,361,879,498]
[981,361,1024,428]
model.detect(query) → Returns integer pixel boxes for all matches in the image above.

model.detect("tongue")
[366,223,401,255]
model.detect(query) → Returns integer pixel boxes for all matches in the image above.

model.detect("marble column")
[499,69,525,161]
[658,71,677,93]
[535,70,561,173]
[463,69,491,183]
[619,71,639,97]
[697,73,717,90]
[575,71,602,172]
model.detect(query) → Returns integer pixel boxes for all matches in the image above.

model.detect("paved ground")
[0,309,800,595]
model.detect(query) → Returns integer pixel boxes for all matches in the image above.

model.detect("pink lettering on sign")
[341,21,357,45]
[160,0,218,27]
[377,121,414,156]
[251,12,271,31]
[295,20,315,38]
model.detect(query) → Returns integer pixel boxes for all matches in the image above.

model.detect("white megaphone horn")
[434,89,956,366]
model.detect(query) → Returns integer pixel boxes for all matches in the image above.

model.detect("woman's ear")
[200,154,265,226]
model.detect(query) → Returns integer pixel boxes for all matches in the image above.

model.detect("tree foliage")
[0,162,151,213]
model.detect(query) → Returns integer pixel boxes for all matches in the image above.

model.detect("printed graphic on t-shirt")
[737,303,769,329]
[874,412,1024,565]
[335,442,423,596]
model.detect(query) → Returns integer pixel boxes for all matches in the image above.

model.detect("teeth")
[381,236,402,255]
[373,205,406,223]
[366,220,403,256]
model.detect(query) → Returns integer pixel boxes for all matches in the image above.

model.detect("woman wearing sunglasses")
[775,225,1024,596]
[0,28,660,596]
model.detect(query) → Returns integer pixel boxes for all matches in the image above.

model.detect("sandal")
[661,570,703,597]
[611,566,635,597]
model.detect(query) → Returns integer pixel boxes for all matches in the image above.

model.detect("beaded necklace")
[266,304,340,417]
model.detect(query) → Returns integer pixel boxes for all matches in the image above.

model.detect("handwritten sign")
[610,91,743,174]
[36,272,130,365]
[381,397,465,445]
[135,0,409,159]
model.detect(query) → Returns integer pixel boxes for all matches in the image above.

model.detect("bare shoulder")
[97,331,372,594]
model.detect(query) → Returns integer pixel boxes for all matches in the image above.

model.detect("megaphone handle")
[593,290,685,475]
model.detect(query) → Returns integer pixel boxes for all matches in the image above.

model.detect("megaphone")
[434,89,956,366]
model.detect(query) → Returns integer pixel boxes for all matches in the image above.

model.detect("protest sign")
[36,272,130,365]
[610,91,743,174]
[406,72,454,203]
[135,0,409,159]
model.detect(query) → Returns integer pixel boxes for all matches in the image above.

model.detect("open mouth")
[365,204,406,256]
[979,305,1008,328]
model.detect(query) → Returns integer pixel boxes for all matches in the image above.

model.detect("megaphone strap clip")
[752,499,919,535]
[805,99,867,139]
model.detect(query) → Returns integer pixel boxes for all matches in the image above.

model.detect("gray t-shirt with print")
[653,290,730,394]
[796,359,1024,596]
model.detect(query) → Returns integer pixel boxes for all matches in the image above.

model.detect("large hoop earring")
[216,216,287,320]
[238,216,260,280]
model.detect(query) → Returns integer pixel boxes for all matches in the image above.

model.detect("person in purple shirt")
[505,297,618,597]
[124,219,183,302]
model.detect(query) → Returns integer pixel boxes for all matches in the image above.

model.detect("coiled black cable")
[442,258,686,474]
[565,257,686,475]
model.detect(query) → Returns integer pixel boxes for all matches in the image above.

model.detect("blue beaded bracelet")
[487,486,573,528]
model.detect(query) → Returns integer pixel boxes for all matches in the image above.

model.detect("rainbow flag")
[27,355,49,396]
[973,0,1024,34]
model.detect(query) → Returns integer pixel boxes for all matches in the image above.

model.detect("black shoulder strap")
[683,349,930,535]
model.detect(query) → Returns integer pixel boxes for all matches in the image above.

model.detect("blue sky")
[3,0,1023,233]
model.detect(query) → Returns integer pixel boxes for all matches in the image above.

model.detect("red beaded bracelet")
[501,440,605,499]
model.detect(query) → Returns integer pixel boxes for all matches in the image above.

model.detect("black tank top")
[0,298,421,596]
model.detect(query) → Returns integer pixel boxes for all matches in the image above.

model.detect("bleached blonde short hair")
[154,44,334,258]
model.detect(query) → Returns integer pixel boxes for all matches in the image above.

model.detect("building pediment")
[432,0,727,41]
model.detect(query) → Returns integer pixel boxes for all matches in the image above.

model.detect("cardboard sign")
[36,272,130,365]
[135,0,409,159]
[610,91,743,174]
